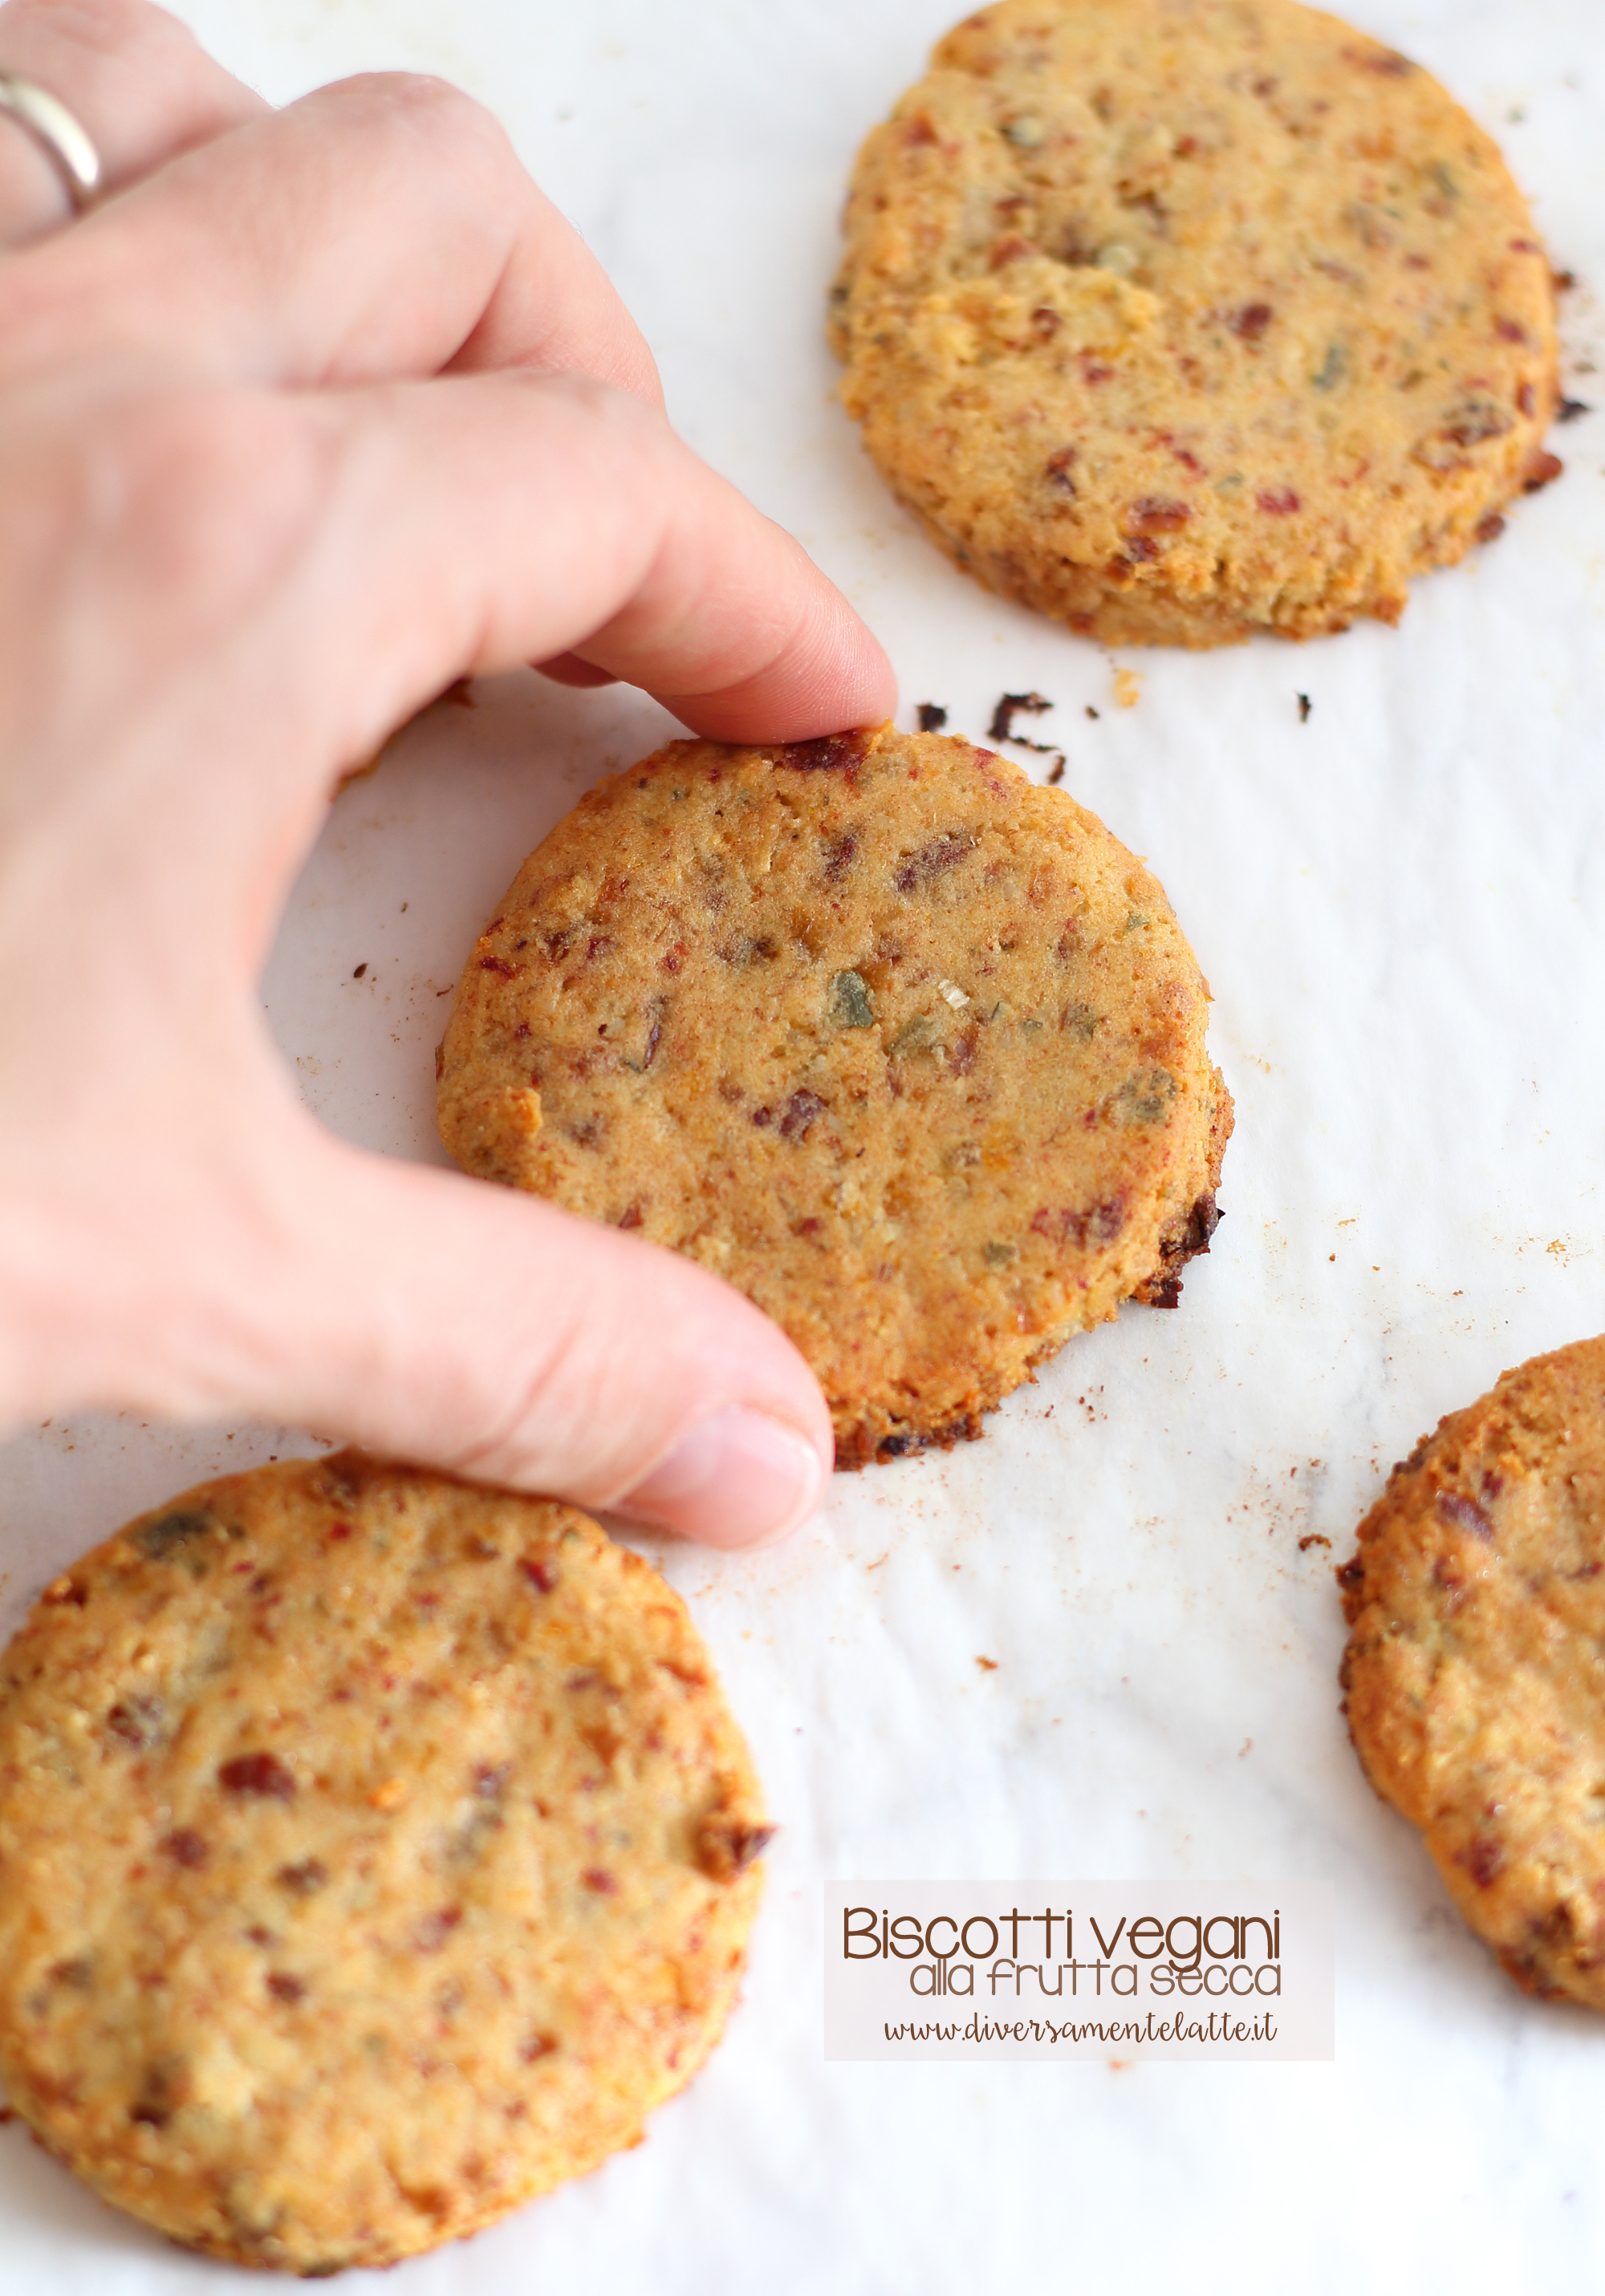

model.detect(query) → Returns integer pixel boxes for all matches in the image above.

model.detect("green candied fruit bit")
[1062,1002,1101,1042]
[132,1510,215,1559]
[1117,1067,1180,1126]
[831,969,876,1028]
[983,1241,1017,1267]
[1312,343,1347,392]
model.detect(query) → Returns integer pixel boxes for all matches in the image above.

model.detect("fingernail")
[616,1406,826,1547]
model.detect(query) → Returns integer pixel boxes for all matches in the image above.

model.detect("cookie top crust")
[437,727,1230,1465]
[1340,1339,1605,2009]
[830,0,1560,645]
[0,1454,768,2273]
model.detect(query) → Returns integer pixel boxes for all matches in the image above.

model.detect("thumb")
[211,1126,834,1547]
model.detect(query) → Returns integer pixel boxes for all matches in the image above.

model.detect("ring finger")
[0,0,263,249]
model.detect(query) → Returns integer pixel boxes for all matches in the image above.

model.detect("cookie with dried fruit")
[1340,1337,1605,2009]
[437,725,1231,1465]
[0,1453,768,2271]
[830,0,1561,645]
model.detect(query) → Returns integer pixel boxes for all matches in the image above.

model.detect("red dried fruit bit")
[1436,1490,1495,1542]
[218,1752,296,1799]
[694,1817,778,1880]
[1441,400,1513,448]
[474,1762,511,1799]
[1030,1193,1128,1248]
[1494,317,1527,344]
[1031,305,1060,339]
[1523,449,1563,493]
[414,1906,464,1951]
[1080,359,1113,385]
[1476,513,1506,543]
[477,954,515,978]
[1517,381,1536,417]
[894,831,974,892]
[1464,1835,1503,1888]
[823,831,859,881]
[617,1202,644,1229]
[266,1972,307,2005]
[784,729,873,774]
[520,2032,558,2062]
[778,1088,826,1144]
[1347,44,1413,73]
[327,1519,353,1541]
[1231,303,1273,340]
[519,1556,559,1594]
[1257,486,1301,515]
[1127,496,1191,534]
[988,234,1034,270]
[107,1696,163,1749]
[901,112,937,148]
[583,1868,618,1895]
[1043,446,1077,494]
[161,1829,209,1870]
[275,1858,328,1895]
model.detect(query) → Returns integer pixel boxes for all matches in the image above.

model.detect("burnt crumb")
[916,703,949,733]
[782,729,874,774]
[1047,756,1065,785]
[1298,1534,1332,1553]
[275,1858,328,1896]
[1557,397,1593,423]
[1084,705,1099,721]
[894,830,975,892]
[835,1407,986,1470]
[218,1752,297,1800]
[1476,512,1506,543]
[160,1828,209,1870]
[1132,1191,1222,1309]
[1297,693,1312,722]
[48,1957,92,1989]
[1336,1555,1365,1598]
[132,1509,214,1560]
[694,1816,778,1881]
[987,690,1054,745]
[352,963,368,980]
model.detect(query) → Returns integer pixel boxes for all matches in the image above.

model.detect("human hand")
[0,0,895,1545]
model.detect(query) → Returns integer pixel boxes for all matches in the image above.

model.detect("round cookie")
[1340,1339,1605,2008]
[437,725,1231,1466]
[829,0,1561,646]
[0,1453,770,2271]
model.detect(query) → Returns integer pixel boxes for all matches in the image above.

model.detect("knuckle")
[335,70,512,173]
[81,388,323,609]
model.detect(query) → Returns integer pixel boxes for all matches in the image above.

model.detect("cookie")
[1339,1338,1605,2008]
[829,0,1561,645]
[437,725,1231,1466]
[0,1453,770,2271]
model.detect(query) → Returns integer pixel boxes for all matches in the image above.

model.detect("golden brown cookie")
[830,0,1561,645]
[0,1453,770,2272]
[1340,1338,1605,2008]
[437,725,1231,1466]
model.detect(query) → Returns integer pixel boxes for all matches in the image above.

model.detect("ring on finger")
[0,71,100,210]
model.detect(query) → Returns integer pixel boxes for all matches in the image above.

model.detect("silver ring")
[0,71,101,210]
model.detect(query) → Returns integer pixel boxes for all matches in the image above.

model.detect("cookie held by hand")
[1341,1338,1605,2009]
[0,1454,769,2272]
[830,0,1561,645]
[438,725,1231,1465]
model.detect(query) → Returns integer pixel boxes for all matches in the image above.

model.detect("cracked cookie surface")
[437,726,1231,1464]
[0,1453,768,2271]
[830,0,1560,645]
[1340,1339,1605,2010]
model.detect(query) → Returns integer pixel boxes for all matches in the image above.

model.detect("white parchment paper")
[2,2,1603,2288]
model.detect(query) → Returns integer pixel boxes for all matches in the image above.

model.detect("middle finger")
[0,69,663,400]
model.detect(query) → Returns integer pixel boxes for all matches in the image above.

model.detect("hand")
[0,0,895,1545]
